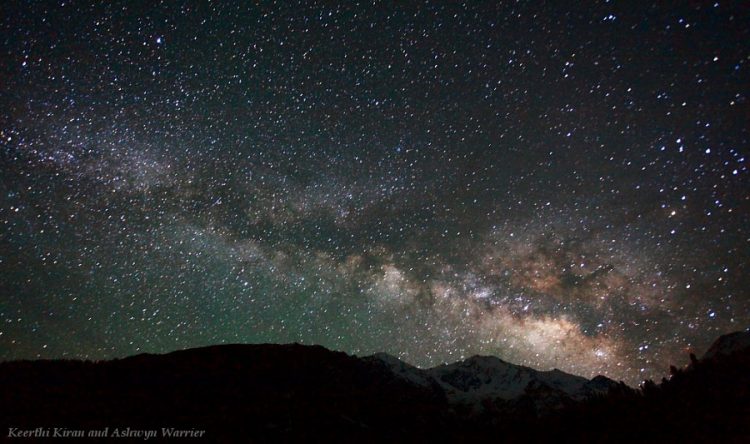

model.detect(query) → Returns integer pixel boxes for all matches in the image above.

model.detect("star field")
[1,1,748,385]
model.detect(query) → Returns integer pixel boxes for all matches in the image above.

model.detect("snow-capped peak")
[366,352,619,409]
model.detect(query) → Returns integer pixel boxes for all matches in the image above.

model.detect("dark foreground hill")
[0,344,455,442]
[1,331,749,443]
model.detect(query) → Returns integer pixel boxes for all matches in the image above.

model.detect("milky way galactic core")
[1,2,748,385]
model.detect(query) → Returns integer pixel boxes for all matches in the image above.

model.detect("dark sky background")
[1,1,748,385]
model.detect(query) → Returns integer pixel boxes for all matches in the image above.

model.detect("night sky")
[1,1,748,386]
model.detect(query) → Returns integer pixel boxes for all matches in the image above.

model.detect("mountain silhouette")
[1,330,748,442]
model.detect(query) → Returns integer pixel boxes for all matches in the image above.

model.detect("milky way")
[1,2,748,385]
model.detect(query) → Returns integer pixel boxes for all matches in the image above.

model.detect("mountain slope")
[702,329,750,359]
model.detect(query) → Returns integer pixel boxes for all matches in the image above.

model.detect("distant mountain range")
[1,330,748,442]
